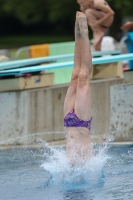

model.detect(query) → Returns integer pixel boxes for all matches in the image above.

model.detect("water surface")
[0,144,133,200]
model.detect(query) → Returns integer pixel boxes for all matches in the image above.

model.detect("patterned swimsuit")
[64,109,92,131]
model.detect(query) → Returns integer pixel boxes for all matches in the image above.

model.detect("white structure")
[101,36,115,52]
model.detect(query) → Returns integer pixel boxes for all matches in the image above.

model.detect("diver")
[64,12,93,162]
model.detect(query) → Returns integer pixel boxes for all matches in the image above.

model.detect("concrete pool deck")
[0,139,133,150]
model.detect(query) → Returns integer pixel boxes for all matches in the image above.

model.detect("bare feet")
[75,12,80,38]
[77,11,88,37]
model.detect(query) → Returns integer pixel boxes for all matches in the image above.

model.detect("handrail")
[0,53,132,76]
[15,46,29,59]
[0,50,121,71]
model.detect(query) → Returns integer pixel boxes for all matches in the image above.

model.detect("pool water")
[0,144,133,200]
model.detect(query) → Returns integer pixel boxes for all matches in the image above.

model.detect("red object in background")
[123,65,129,71]
[25,73,31,77]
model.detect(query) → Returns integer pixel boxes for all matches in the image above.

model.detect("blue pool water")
[0,143,133,200]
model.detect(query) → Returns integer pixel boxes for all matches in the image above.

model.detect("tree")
[0,0,49,24]
[0,0,133,39]
[106,0,133,40]
[0,0,78,24]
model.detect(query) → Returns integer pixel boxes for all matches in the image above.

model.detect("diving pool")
[0,144,133,200]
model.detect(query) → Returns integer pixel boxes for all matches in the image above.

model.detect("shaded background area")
[0,0,133,48]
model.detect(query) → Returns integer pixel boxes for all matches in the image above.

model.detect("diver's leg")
[64,12,82,117]
[74,12,92,120]
[65,12,94,160]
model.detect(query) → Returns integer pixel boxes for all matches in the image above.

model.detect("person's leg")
[93,29,105,51]
[85,8,106,51]
[64,12,82,117]
[74,12,92,121]
[85,8,113,27]
[65,12,94,160]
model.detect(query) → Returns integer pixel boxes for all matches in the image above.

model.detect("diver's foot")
[75,12,80,37]
[77,11,88,37]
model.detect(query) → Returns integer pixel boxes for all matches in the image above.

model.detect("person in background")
[77,0,114,51]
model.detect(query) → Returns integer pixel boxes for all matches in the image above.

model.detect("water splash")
[0,131,113,187]
[41,141,110,187]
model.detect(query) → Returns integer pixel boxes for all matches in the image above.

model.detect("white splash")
[41,142,110,186]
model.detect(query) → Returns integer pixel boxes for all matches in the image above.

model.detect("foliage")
[0,35,73,48]
[0,0,78,24]
[0,0,132,40]
[107,0,133,16]
[0,0,49,24]
[0,0,132,25]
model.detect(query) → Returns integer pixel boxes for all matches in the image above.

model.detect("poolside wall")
[0,78,124,145]
[110,83,133,142]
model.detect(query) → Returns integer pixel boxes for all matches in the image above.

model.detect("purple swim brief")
[64,109,92,131]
